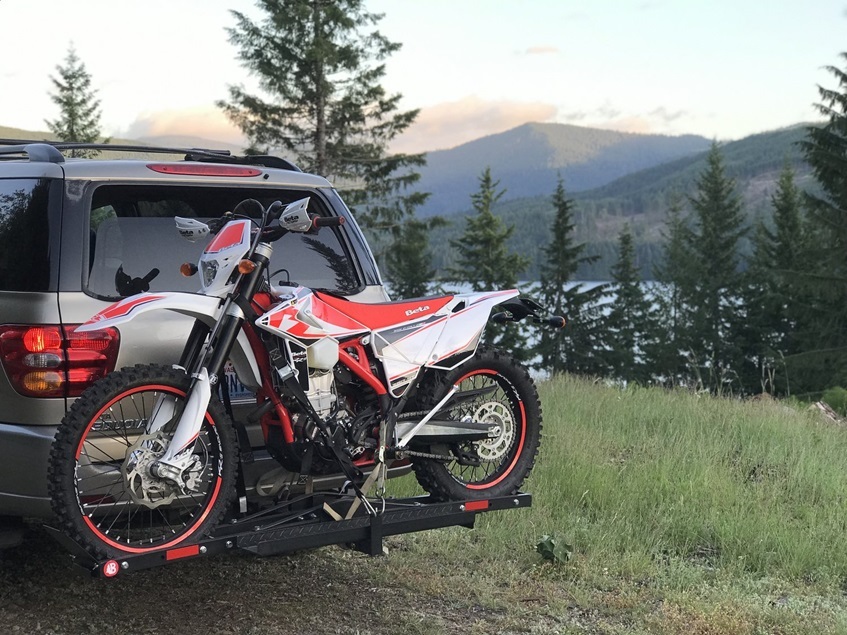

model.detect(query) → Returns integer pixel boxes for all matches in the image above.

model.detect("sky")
[0,0,844,153]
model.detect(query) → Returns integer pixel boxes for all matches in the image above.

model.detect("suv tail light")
[0,325,120,398]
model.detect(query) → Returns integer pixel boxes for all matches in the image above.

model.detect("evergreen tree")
[450,168,529,357]
[684,143,747,393]
[218,0,426,233]
[606,224,653,383]
[795,52,847,392]
[534,177,607,376]
[45,45,106,158]
[739,163,804,394]
[801,52,847,275]
[384,216,445,298]
[771,164,804,277]
[648,195,694,385]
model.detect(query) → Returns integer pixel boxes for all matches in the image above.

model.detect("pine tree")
[739,163,804,394]
[771,164,804,277]
[534,177,607,376]
[218,0,426,234]
[606,225,653,383]
[685,143,747,393]
[795,52,847,392]
[801,52,847,275]
[450,168,529,357]
[648,195,694,385]
[45,45,106,158]
[384,216,445,298]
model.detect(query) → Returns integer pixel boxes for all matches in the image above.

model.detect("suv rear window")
[0,178,52,291]
[86,185,359,300]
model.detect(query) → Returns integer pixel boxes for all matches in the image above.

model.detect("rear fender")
[76,292,262,390]
[392,289,520,375]
[429,290,520,368]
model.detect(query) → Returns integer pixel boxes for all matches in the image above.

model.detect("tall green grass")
[391,375,847,581]
[518,376,847,579]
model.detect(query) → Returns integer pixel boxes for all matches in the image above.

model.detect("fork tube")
[179,320,211,369]
[204,244,271,381]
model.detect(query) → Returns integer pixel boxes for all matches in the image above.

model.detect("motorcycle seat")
[313,291,454,330]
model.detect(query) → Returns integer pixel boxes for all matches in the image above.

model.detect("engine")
[266,337,378,474]
[306,367,336,417]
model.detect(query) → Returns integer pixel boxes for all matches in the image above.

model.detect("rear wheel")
[48,364,237,559]
[411,348,541,500]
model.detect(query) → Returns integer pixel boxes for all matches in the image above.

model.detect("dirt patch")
[0,526,549,635]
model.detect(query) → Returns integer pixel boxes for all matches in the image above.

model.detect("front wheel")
[48,364,238,559]
[410,348,542,501]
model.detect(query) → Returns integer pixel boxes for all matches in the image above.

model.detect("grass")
[6,375,847,633]
[381,375,847,633]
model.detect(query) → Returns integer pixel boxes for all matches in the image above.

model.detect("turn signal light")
[180,262,198,277]
[22,371,63,393]
[237,259,256,274]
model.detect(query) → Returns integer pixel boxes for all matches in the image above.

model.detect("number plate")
[221,361,254,403]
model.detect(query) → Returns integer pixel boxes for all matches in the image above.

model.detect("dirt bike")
[47,197,565,559]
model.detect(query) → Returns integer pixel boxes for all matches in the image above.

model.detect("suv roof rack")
[0,142,65,164]
[0,139,301,172]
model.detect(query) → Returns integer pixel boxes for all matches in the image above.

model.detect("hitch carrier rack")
[46,491,531,578]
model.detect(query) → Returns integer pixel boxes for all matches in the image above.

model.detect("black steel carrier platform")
[46,491,532,578]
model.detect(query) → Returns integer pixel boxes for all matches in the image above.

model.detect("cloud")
[596,116,654,134]
[562,111,588,122]
[596,104,622,119]
[649,107,687,123]
[591,107,691,135]
[391,97,558,153]
[124,106,246,145]
[524,46,559,55]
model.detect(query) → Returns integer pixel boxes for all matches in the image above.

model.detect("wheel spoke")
[68,376,224,551]
[443,373,520,486]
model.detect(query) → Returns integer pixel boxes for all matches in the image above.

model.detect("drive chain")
[395,411,453,461]
[398,448,452,462]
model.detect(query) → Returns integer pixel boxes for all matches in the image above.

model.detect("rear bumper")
[0,423,55,518]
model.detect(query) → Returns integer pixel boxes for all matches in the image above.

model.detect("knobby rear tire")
[48,364,238,560]
[410,347,542,501]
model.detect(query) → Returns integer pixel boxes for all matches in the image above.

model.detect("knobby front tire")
[48,364,238,560]
[411,348,542,501]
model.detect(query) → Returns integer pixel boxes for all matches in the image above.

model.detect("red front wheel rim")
[74,384,223,553]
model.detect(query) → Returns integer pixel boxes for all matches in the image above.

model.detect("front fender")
[78,292,225,331]
[77,292,262,390]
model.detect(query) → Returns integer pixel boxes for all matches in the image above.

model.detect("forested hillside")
[416,122,711,217]
[425,124,814,280]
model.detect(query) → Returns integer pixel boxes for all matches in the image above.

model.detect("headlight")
[200,259,219,287]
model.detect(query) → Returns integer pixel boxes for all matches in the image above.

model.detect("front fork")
[148,245,271,486]
[148,367,213,483]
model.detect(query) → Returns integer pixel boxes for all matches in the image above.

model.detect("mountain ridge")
[416,122,713,215]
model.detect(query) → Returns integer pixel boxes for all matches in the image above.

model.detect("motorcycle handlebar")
[312,215,345,229]
[544,316,567,329]
[266,200,284,221]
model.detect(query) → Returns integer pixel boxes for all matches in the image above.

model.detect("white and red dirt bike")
[48,198,565,558]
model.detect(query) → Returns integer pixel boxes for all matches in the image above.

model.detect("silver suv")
[0,141,389,544]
